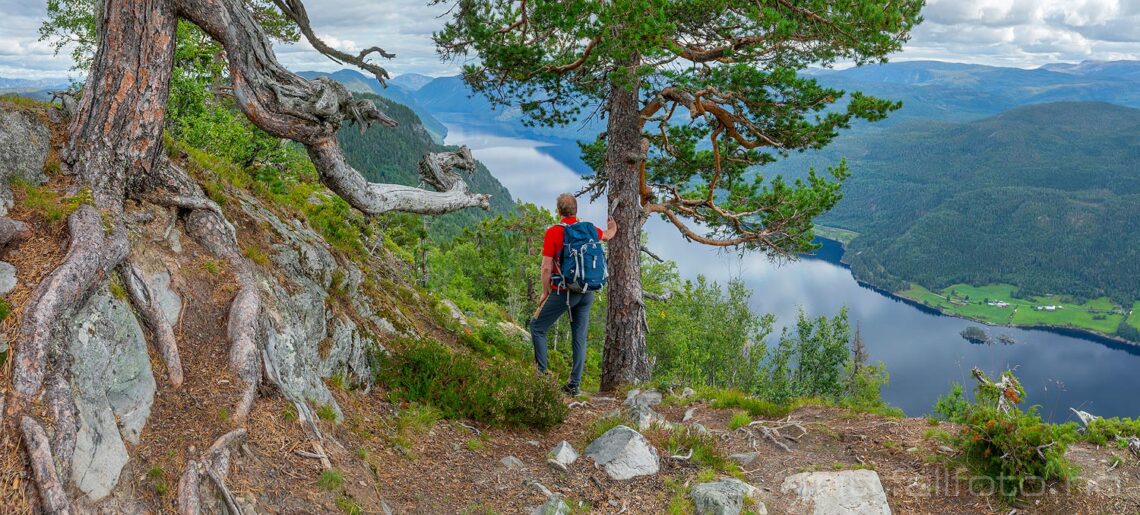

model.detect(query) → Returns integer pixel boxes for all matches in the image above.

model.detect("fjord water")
[445,123,1140,422]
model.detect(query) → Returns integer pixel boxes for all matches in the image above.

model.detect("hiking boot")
[560,383,580,397]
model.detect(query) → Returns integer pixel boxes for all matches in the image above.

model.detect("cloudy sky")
[2,0,1140,80]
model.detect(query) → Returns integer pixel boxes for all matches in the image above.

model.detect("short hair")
[556,193,577,217]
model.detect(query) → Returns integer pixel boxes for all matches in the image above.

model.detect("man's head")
[556,193,577,218]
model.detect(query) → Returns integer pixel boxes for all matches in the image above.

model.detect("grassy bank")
[898,282,1139,341]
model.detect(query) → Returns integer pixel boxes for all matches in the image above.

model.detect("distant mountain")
[808,60,1140,125]
[802,101,1140,310]
[297,69,448,142]
[0,77,71,100]
[388,73,435,91]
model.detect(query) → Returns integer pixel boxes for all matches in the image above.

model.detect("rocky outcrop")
[691,478,765,515]
[63,289,156,500]
[583,425,660,480]
[624,388,663,407]
[0,106,50,215]
[781,470,892,515]
[242,195,392,422]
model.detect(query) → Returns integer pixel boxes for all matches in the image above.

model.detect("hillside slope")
[1,99,1138,515]
[785,101,1140,339]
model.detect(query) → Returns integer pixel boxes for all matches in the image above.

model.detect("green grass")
[1125,302,1140,331]
[316,404,338,422]
[727,411,752,430]
[899,282,1131,336]
[813,225,860,245]
[582,413,628,445]
[465,438,485,451]
[335,495,363,515]
[318,469,344,491]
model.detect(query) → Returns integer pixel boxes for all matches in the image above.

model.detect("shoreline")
[807,236,1140,351]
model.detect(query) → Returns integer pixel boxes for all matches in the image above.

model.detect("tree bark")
[600,60,651,391]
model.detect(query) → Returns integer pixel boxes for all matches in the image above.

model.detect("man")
[531,193,617,396]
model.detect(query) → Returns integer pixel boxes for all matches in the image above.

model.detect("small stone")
[692,478,764,515]
[547,459,567,472]
[583,425,660,480]
[531,495,570,515]
[683,407,697,422]
[527,440,541,447]
[938,445,955,454]
[499,455,525,471]
[624,388,663,407]
[728,452,761,468]
[906,447,919,453]
[524,479,554,497]
[548,441,579,467]
[692,423,711,436]
[628,403,667,431]
[0,261,17,295]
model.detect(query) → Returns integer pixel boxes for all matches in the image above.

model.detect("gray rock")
[65,289,156,500]
[680,387,697,398]
[683,407,697,422]
[583,425,660,480]
[692,423,711,436]
[0,261,16,295]
[549,440,578,466]
[728,452,761,468]
[531,495,570,515]
[692,478,765,515]
[500,455,525,471]
[0,106,51,216]
[628,403,667,431]
[781,470,892,515]
[441,299,467,327]
[498,320,531,341]
[624,388,663,407]
[144,269,181,325]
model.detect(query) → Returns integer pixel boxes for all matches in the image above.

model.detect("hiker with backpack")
[531,193,617,396]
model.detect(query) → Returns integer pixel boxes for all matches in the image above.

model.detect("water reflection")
[445,123,1140,422]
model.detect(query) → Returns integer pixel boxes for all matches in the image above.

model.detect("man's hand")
[602,217,618,241]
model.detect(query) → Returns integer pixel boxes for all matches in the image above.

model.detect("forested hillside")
[797,102,1140,338]
[337,94,515,240]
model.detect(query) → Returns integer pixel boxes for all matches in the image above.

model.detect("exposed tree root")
[263,349,332,469]
[21,417,71,514]
[123,260,185,388]
[8,206,128,412]
[45,371,77,482]
[177,428,247,515]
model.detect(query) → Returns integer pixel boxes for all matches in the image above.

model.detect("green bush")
[377,339,567,429]
[949,370,1077,500]
[933,382,969,423]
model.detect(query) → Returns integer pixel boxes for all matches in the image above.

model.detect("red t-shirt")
[543,217,604,288]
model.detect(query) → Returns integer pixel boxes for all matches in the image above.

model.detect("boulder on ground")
[624,388,663,407]
[781,469,891,515]
[691,478,765,515]
[583,425,660,480]
[531,495,570,515]
[549,440,578,467]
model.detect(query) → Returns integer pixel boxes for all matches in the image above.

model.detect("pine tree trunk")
[600,62,650,391]
[66,0,178,207]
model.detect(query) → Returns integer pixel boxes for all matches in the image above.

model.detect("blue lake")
[444,121,1140,422]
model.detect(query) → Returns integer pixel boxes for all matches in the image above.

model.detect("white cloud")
[2,0,1140,79]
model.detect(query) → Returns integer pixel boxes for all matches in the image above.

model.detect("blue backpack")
[553,222,608,293]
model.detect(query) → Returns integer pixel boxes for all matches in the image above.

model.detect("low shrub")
[948,370,1077,500]
[377,339,567,429]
